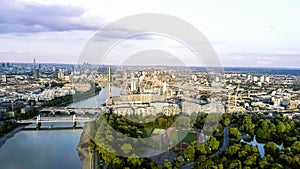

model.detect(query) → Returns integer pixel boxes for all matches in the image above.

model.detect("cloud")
[0,50,29,54]
[222,51,300,67]
[227,52,299,58]
[91,27,163,42]
[0,0,99,33]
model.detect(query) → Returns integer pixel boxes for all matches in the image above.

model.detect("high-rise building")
[33,58,36,68]
[58,71,65,80]
[247,75,252,81]
[33,68,39,78]
[131,81,136,92]
[253,76,258,82]
[1,75,7,83]
[260,76,264,83]
[163,81,167,95]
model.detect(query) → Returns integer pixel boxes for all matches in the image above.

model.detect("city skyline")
[1,0,300,67]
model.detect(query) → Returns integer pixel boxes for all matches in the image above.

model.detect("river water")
[68,86,121,108]
[0,86,121,169]
[0,130,82,169]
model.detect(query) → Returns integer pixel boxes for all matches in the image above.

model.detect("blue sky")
[0,0,300,67]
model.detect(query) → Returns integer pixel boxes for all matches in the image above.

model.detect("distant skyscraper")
[253,76,258,82]
[33,68,39,79]
[3,62,8,69]
[163,81,167,95]
[265,76,270,83]
[33,58,36,68]
[260,76,264,83]
[58,71,65,80]
[1,75,7,83]
[130,80,136,92]
[247,75,252,81]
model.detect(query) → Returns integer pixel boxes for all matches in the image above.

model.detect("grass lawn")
[182,131,197,143]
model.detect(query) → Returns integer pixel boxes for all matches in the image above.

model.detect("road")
[210,125,232,158]
[180,125,231,169]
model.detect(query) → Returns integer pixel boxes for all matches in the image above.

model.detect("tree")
[191,142,207,156]
[276,122,286,134]
[112,157,124,168]
[121,143,132,155]
[225,144,241,156]
[223,118,231,126]
[205,136,220,152]
[241,115,255,135]
[127,154,143,168]
[164,160,172,169]
[183,145,195,162]
[271,163,284,169]
[229,127,241,139]
[259,157,270,169]
[243,154,257,166]
[174,157,184,168]
[291,141,300,154]
[264,142,278,155]
[256,119,276,140]
[229,159,242,169]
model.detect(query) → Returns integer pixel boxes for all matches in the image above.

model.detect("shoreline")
[42,87,102,108]
[77,130,92,169]
[0,125,25,148]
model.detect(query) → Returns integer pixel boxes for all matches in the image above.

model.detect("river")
[68,86,121,108]
[0,86,121,169]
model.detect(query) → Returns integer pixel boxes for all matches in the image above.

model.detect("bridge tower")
[72,114,77,128]
[36,114,41,129]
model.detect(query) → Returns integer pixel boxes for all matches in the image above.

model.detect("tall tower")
[108,65,111,98]
[33,58,36,68]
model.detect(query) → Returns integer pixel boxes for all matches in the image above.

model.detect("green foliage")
[223,118,231,126]
[264,142,278,155]
[42,95,72,107]
[291,141,300,154]
[276,122,286,134]
[229,159,242,169]
[183,145,195,162]
[229,127,241,139]
[205,136,220,152]
[0,121,20,137]
[121,143,132,154]
[255,119,276,140]
[164,160,172,169]
[240,115,255,135]
[15,107,39,120]
[90,113,300,169]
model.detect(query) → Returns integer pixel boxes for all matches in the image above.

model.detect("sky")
[0,0,300,68]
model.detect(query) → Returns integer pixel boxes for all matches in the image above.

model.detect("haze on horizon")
[0,0,300,68]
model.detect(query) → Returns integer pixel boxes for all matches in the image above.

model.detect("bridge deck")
[17,117,96,124]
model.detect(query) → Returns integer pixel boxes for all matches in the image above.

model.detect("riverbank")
[42,86,102,108]
[77,130,92,169]
[0,125,25,148]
